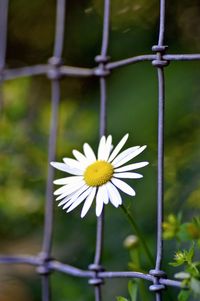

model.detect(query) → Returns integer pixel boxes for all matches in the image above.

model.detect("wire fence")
[0,0,199,300]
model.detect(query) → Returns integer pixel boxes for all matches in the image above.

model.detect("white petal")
[62,198,76,210]
[54,180,85,196]
[72,150,89,166]
[67,187,92,213]
[53,176,83,185]
[61,185,89,208]
[104,135,112,161]
[111,178,135,196]
[114,172,143,179]
[58,194,73,207]
[55,183,86,201]
[96,188,104,217]
[83,143,96,162]
[106,182,122,207]
[98,184,109,204]
[58,184,87,206]
[97,135,113,161]
[50,162,83,175]
[113,145,147,168]
[111,146,139,166]
[81,187,96,218]
[114,161,149,173]
[98,136,106,160]
[63,158,85,171]
[108,133,129,162]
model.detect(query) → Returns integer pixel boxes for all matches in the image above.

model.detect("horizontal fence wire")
[3,53,200,81]
[0,0,199,300]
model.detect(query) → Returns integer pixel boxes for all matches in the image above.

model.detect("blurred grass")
[0,0,200,300]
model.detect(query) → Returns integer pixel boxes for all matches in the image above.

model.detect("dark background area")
[0,0,200,300]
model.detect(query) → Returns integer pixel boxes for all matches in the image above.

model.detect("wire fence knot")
[88,263,105,286]
[149,269,167,292]
[152,45,169,67]
[94,55,110,77]
[47,56,63,80]
[36,253,53,275]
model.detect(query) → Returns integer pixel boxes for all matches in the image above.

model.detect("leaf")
[178,223,191,241]
[116,297,129,301]
[128,280,138,301]
[170,261,183,267]
[190,277,200,296]
[178,290,190,301]
[187,262,199,276]
[128,262,141,272]
[187,245,195,263]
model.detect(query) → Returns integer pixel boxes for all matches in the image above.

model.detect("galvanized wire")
[0,0,197,300]
[0,0,9,110]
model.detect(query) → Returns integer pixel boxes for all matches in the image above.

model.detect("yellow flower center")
[84,160,114,187]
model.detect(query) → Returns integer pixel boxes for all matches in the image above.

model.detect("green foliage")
[163,213,182,240]
[178,290,191,301]
[163,215,200,243]
[164,215,200,300]
[170,245,195,267]
[128,280,139,301]
[117,280,139,301]
[117,297,129,301]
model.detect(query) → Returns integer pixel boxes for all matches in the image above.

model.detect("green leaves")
[163,214,200,242]
[163,213,182,240]
[178,277,200,300]
[165,214,200,300]
[170,245,195,267]
[116,297,129,301]
[190,277,200,296]
[116,280,139,301]
[178,290,191,301]
[128,280,138,301]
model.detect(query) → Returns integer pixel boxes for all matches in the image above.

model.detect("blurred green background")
[0,0,200,300]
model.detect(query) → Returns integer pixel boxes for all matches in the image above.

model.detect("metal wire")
[0,0,8,70]
[0,0,197,300]
[89,2,111,301]
[0,0,9,109]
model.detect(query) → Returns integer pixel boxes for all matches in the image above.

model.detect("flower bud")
[123,235,139,249]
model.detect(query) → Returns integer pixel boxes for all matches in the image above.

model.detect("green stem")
[120,204,154,266]
[139,279,148,301]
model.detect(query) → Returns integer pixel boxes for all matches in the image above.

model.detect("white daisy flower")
[51,134,149,218]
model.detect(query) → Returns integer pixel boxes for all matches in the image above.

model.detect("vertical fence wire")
[91,1,111,301]
[158,0,166,46]
[0,0,9,110]
[0,0,8,70]
[41,0,66,258]
[155,0,166,273]
[151,0,167,300]
[53,0,66,59]
[93,0,111,268]
[98,0,110,138]
[40,1,66,300]
[41,276,51,301]
[155,67,166,301]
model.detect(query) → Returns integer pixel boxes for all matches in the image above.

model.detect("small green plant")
[163,215,200,301]
[116,214,200,301]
